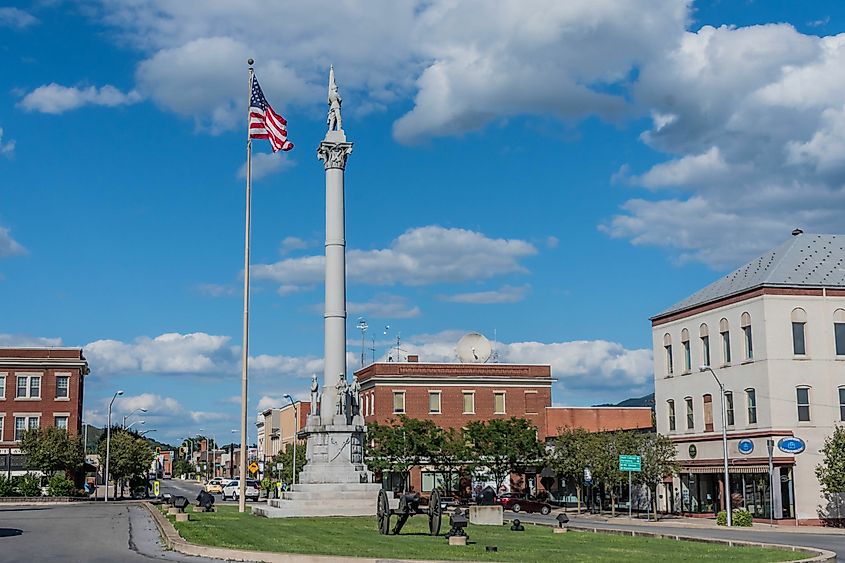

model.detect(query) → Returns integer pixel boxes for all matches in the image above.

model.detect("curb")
[143,503,836,563]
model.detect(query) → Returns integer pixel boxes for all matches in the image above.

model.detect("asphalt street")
[158,478,263,507]
[0,502,226,563]
[514,512,845,562]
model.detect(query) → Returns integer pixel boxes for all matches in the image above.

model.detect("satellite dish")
[456,332,492,363]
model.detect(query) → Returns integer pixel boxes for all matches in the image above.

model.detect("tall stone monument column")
[253,66,379,518]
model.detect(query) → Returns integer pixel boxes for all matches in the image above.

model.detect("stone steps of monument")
[291,483,382,493]
[255,499,376,518]
[275,490,378,502]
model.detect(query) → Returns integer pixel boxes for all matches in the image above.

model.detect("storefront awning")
[685,465,772,474]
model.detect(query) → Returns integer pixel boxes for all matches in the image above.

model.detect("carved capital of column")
[317,141,353,170]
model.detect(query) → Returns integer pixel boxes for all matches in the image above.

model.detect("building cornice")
[359,376,554,389]
[668,428,794,443]
[0,358,89,374]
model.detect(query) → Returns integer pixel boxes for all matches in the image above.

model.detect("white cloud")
[196,283,237,297]
[237,151,295,181]
[440,284,529,304]
[85,332,233,374]
[0,8,37,29]
[253,225,537,289]
[0,333,62,347]
[0,226,26,257]
[280,236,310,254]
[256,395,278,412]
[347,294,421,319]
[0,128,15,156]
[19,83,141,114]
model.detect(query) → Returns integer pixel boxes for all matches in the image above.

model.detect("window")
[741,312,753,360]
[16,374,41,399]
[524,391,539,414]
[681,328,691,372]
[834,309,845,356]
[667,400,676,431]
[0,374,5,399]
[56,375,69,399]
[14,415,39,441]
[462,392,475,414]
[428,391,441,414]
[791,308,807,355]
[392,391,405,414]
[685,397,694,430]
[0,416,3,441]
[700,324,710,367]
[746,388,757,424]
[494,392,506,414]
[840,387,845,422]
[663,334,673,375]
[54,416,68,430]
[719,318,731,364]
[703,394,714,432]
[725,391,735,426]
[796,387,811,422]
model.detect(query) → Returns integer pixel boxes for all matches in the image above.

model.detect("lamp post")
[230,429,237,478]
[283,394,298,487]
[700,365,732,527]
[139,429,156,437]
[125,420,145,431]
[122,408,147,428]
[105,390,124,503]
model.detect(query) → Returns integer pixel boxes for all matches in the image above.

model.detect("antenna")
[491,328,499,363]
[356,318,368,367]
[370,335,376,364]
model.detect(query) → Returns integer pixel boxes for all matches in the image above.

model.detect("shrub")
[48,474,75,496]
[15,473,41,497]
[0,475,14,497]
[717,508,753,527]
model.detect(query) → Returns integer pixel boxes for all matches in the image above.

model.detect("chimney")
[407,354,419,363]
[792,228,804,236]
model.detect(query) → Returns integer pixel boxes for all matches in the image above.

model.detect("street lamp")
[122,408,147,428]
[139,429,157,437]
[283,394,298,487]
[105,390,124,503]
[125,420,145,431]
[700,365,732,527]
[229,429,238,478]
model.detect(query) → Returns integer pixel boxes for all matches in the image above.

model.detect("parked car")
[221,479,260,501]
[497,492,552,515]
[205,477,224,494]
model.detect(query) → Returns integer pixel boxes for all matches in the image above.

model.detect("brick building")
[256,400,310,468]
[0,348,89,476]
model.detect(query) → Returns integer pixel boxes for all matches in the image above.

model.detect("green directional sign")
[619,455,641,472]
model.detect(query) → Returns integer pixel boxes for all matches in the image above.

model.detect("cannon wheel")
[377,490,390,535]
[428,490,442,536]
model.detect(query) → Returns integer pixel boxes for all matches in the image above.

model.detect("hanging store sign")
[777,437,805,454]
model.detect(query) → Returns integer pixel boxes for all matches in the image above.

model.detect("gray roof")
[656,233,845,318]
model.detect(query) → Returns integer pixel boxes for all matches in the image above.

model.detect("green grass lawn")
[167,505,796,562]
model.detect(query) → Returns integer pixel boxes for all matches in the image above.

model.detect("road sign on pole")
[153,480,160,497]
[248,461,259,475]
[619,455,641,519]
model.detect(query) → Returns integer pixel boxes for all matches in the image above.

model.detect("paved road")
[514,512,845,562]
[159,478,265,507]
[0,502,225,563]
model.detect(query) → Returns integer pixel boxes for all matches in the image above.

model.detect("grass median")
[167,505,796,562]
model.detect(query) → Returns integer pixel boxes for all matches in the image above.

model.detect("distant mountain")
[593,392,655,409]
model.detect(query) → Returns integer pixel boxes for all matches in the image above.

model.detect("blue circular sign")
[777,437,806,454]
[738,439,754,455]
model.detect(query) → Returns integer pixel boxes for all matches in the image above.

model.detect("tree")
[19,427,83,475]
[430,427,473,496]
[547,427,595,513]
[816,426,845,523]
[366,417,442,492]
[97,427,154,498]
[634,433,678,520]
[172,459,194,479]
[273,442,307,485]
[465,418,544,491]
[589,430,640,516]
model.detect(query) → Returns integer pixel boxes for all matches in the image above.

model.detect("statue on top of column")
[326,65,343,132]
[310,373,319,414]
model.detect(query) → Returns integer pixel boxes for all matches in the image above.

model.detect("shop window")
[796,387,811,422]
[667,400,676,431]
[746,388,757,424]
[725,391,735,426]
[791,308,807,355]
[392,391,405,414]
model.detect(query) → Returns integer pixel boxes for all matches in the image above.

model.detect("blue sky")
[2,1,845,444]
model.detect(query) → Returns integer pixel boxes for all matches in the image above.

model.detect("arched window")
[667,399,676,431]
[839,387,845,422]
[700,323,711,367]
[746,388,757,424]
[834,309,845,356]
[664,333,674,375]
[796,386,811,422]
[741,312,753,360]
[791,308,807,356]
[719,318,731,365]
[681,328,691,372]
[685,396,694,430]
[725,391,735,426]
[703,393,714,432]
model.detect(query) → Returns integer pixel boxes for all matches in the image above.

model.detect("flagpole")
[238,58,254,513]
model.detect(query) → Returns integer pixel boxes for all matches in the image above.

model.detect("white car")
[221,479,260,501]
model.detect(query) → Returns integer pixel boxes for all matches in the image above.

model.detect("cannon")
[376,489,442,536]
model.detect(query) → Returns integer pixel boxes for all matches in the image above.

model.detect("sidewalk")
[560,511,845,536]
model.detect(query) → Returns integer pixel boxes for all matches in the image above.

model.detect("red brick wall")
[544,407,653,436]
[0,366,85,443]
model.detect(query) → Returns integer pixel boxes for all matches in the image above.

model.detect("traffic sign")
[153,480,160,497]
[619,455,641,472]
[248,461,259,474]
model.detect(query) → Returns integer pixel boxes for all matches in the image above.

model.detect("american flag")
[249,76,293,152]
